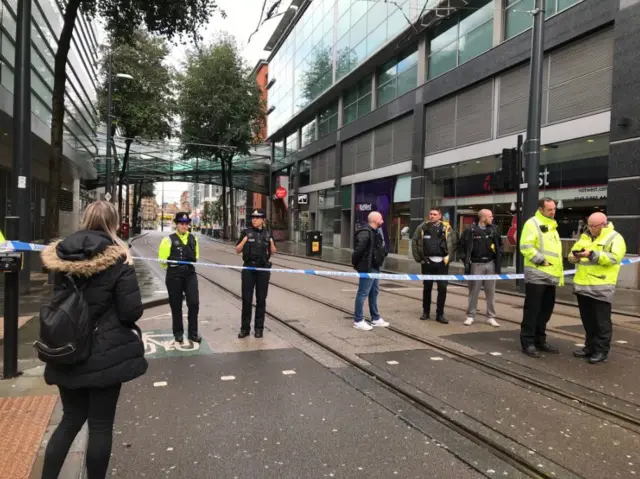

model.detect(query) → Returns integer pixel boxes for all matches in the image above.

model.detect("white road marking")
[574,343,585,348]
[153,381,168,387]
[430,357,444,361]
[386,360,399,365]
[282,370,296,375]
[616,340,628,344]
[221,376,236,381]
[489,352,502,356]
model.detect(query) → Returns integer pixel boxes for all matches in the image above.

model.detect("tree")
[96,29,175,219]
[177,36,265,239]
[44,0,221,241]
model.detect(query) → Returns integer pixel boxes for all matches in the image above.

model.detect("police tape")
[2,240,640,282]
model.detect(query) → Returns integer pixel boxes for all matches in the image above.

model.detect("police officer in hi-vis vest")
[236,209,276,339]
[158,212,202,344]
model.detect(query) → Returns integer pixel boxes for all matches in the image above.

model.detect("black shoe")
[188,334,202,343]
[435,315,448,324]
[536,343,560,354]
[255,330,263,339]
[523,345,541,358]
[420,312,430,321]
[573,349,593,358]
[238,330,250,339]
[174,335,184,343]
[588,352,608,364]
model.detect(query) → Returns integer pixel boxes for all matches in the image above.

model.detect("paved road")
[112,232,640,478]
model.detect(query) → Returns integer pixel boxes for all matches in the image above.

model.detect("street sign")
[0,252,23,272]
[104,192,112,201]
[275,187,287,199]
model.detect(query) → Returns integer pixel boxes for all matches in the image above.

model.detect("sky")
[160,0,283,203]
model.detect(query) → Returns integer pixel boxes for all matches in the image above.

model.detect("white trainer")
[487,318,500,327]
[371,318,390,328]
[463,317,474,326]
[353,321,373,331]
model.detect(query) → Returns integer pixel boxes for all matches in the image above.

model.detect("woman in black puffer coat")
[40,200,147,479]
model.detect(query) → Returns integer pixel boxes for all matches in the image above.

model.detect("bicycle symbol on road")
[142,331,204,357]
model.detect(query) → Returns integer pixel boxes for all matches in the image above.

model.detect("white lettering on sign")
[356,203,372,212]
[142,332,200,355]
[297,194,308,205]
[520,167,550,187]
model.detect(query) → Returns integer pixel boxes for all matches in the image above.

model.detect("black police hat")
[250,208,266,218]
[174,212,191,223]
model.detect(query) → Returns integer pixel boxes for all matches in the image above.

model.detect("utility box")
[305,231,322,257]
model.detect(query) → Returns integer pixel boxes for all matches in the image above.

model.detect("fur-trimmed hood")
[41,230,132,277]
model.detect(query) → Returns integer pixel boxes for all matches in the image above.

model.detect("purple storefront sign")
[354,178,394,252]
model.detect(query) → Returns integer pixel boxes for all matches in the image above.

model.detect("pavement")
[0,232,168,479]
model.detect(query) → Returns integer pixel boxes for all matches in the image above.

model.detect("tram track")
[191,247,640,431]
[205,243,640,355]
[193,269,568,479]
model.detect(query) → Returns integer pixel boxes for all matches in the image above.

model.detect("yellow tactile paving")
[0,395,57,478]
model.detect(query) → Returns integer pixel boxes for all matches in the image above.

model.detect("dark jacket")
[352,226,386,273]
[458,222,503,274]
[40,230,147,389]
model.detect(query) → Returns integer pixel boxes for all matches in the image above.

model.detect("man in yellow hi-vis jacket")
[158,212,201,344]
[569,212,626,364]
[519,197,564,358]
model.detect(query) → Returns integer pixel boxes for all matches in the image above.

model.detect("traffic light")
[501,148,519,192]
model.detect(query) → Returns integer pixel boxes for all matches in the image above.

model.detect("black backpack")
[34,274,92,365]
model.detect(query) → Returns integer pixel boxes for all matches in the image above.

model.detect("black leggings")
[42,384,122,479]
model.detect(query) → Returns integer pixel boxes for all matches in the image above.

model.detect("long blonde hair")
[80,201,131,261]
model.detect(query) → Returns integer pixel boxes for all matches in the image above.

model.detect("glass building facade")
[0,0,99,162]
[267,0,415,136]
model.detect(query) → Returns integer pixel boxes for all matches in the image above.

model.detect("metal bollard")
[2,217,21,379]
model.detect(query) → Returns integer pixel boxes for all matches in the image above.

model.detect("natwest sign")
[356,203,373,212]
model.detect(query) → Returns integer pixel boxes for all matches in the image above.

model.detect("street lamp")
[104,55,134,202]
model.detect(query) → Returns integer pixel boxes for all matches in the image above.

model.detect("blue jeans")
[354,269,380,322]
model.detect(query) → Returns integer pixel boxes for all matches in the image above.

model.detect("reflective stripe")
[524,266,560,286]
[531,217,559,258]
[574,284,616,303]
[603,252,618,264]
[602,231,619,250]
[521,244,535,249]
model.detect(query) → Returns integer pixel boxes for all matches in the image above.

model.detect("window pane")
[397,65,417,97]
[428,43,457,79]
[458,20,493,64]
[377,80,396,106]
[378,59,397,86]
[459,2,493,37]
[367,20,387,56]
[505,0,534,39]
[344,104,358,124]
[431,23,458,53]
[397,51,418,74]
[357,94,372,117]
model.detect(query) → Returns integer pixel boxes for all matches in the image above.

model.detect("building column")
[333,133,343,246]
[417,36,428,85]
[371,73,378,110]
[409,106,426,239]
[492,0,506,46]
[608,0,640,287]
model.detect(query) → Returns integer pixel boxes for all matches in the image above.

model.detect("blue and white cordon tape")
[2,240,639,282]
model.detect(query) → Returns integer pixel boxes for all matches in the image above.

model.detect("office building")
[265,0,639,287]
[0,0,100,238]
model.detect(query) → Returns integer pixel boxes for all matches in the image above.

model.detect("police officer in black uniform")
[158,212,202,343]
[411,207,456,323]
[236,209,276,338]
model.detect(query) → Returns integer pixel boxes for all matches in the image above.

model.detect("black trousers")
[241,269,270,332]
[422,262,448,316]
[521,283,556,348]
[42,384,122,479]
[577,294,613,354]
[166,266,199,337]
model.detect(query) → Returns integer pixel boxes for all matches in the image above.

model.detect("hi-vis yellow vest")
[519,211,564,286]
[569,223,626,303]
[0,230,5,243]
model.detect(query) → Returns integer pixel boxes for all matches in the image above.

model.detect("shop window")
[376,49,417,106]
[301,118,317,147]
[299,159,311,188]
[428,0,493,80]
